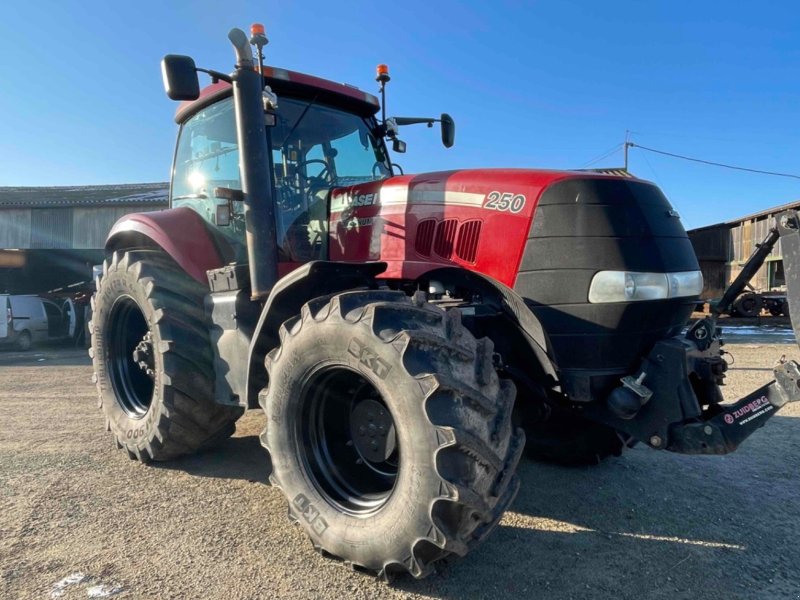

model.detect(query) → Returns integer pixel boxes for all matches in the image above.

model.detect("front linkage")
[586,209,800,455]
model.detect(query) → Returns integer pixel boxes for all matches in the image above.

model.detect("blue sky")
[0,1,797,229]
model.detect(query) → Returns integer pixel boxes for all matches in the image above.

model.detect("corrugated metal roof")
[689,199,800,233]
[725,199,800,224]
[0,183,169,209]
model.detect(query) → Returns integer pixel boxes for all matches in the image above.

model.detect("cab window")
[171,99,245,258]
[171,95,391,263]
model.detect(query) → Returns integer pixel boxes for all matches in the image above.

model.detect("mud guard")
[105,207,228,284]
[417,267,559,388]
[243,261,388,408]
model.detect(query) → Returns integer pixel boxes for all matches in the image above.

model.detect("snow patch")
[50,573,88,598]
[50,573,124,598]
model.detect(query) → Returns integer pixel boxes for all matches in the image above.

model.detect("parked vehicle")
[0,294,74,351]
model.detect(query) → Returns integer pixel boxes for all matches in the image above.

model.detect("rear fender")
[105,207,228,284]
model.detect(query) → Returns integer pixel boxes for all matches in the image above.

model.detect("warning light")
[376,64,390,83]
[250,23,268,49]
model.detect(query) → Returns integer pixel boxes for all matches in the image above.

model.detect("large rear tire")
[260,290,523,579]
[90,250,242,462]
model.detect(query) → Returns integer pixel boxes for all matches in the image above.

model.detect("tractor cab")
[170,75,392,265]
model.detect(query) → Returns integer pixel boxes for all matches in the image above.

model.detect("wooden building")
[688,200,800,299]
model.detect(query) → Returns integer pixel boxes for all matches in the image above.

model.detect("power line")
[628,142,800,181]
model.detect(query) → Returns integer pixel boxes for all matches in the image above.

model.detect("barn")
[0,183,168,294]
[688,200,800,299]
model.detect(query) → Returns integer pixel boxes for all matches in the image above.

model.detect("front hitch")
[667,359,800,454]
[585,328,800,456]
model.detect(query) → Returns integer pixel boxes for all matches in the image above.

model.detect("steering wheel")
[298,159,333,187]
[372,161,388,179]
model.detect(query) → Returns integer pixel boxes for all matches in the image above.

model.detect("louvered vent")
[415,219,436,257]
[433,219,458,259]
[455,220,482,263]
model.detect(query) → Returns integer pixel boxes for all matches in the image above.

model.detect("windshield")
[171,95,390,262]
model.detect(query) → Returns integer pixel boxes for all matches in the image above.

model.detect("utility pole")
[624,130,631,171]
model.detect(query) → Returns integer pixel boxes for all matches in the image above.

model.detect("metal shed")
[0,183,168,293]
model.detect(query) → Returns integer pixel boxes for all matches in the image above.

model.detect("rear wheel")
[261,290,523,579]
[15,330,31,352]
[732,292,762,317]
[90,250,242,462]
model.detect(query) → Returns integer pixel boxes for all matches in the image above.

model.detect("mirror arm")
[196,68,232,84]
[393,117,440,126]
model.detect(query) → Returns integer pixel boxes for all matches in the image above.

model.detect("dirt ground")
[1,341,799,600]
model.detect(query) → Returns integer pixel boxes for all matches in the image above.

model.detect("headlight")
[588,270,703,304]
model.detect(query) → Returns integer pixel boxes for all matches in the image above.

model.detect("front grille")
[455,220,482,263]
[415,219,436,257]
[433,219,458,259]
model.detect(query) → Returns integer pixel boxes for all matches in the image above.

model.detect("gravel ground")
[0,341,798,599]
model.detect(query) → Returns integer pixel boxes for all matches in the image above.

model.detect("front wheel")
[523,406,630,466]
[260,290,523,579]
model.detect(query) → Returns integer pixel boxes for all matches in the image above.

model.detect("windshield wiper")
[279,94,319,147]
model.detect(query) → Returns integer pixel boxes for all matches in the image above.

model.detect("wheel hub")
[299,367,400,515]
[132,332,155,379]
[349,398,396,464]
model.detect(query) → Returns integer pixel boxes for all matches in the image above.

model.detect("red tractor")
[90,24,800,579]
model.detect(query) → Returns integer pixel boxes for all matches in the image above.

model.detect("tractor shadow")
[394,415,800,599]
[155,432,272,484]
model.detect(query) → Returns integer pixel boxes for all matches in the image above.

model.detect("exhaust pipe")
[228,27,279,299]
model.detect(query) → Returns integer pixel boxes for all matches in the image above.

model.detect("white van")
[0,295,73,351]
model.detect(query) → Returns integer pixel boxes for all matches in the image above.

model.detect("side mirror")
[440,113,455,148]
[161,55,200,101]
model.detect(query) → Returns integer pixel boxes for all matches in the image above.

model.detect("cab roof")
[175,66,380,124]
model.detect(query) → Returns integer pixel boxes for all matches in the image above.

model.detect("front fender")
[106,207,226,284]
[417,266,559,387]
[244,261,387,408]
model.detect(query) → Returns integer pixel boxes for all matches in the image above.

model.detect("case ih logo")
[348,338,392,379]
[334,191,380,210]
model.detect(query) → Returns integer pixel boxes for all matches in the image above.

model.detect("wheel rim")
[18,332,30,350]
[298,366,399,516]
[106,295,155,419]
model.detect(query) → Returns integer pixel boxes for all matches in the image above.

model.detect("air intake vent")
[415,219,436,257]
[455,220,482,263]
[433,219,458,259]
